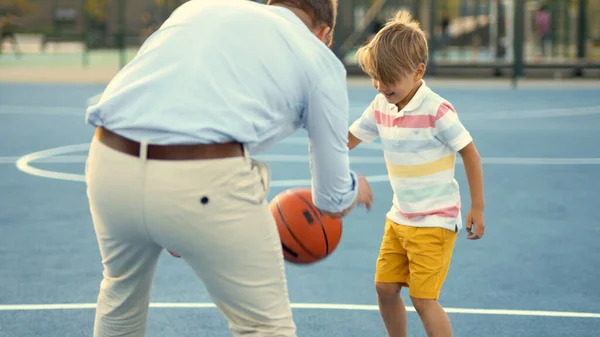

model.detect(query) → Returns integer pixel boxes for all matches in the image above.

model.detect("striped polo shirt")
[349,81,473,231]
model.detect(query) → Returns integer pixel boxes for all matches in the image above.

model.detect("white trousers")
[85,137,296,337]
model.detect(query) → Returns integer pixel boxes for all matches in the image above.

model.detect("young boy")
[348,11,485,337]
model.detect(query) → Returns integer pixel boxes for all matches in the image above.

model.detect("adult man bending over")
[84,0,373,336]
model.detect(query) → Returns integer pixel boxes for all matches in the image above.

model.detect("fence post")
[575,0,587,76]
[428,0,437,76]
[118,0,126,68]
[512,0,524,87]
[494,0,506,76]
[332,0,354,61]
[81,0,89,67]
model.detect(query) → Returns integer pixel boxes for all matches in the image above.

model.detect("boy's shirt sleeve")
[434,102,473,152]
[349,99,379,143]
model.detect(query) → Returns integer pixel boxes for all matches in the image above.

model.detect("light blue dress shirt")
[85,0,357,213]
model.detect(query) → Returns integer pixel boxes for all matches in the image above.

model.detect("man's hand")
[465,208,485,240]
[322,175,373,219]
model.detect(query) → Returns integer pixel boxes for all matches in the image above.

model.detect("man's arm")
[303,74,365,215]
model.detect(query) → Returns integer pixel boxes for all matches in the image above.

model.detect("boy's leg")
[374,218,410,337]
[405,226,458,337]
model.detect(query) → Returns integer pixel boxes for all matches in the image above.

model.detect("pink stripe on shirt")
[435,102,455,120]
[374,110,436,128]
[395,204,460,219]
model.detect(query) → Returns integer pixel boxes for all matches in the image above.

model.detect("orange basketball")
[269,188,343,265]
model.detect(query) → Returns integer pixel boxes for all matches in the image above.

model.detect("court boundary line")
[0,302,599,318]
[1,104,600,120]
[0,105,83,116]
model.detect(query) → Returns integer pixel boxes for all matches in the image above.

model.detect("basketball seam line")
[281,242,298,258]
[294,193,330,256]
[276,200,321,260]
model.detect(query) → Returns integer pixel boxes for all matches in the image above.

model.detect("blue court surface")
[1,80,600,337]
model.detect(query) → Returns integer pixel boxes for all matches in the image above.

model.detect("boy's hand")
[465,208,485,240]
[355,175,374,210]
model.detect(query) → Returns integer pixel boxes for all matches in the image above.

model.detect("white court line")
[0,105,83,116]
[1,104,600,120]
[9,142,600,185]
[15,143,90,183]
[279,137,383,150]
[1,155,386,164]
[0,155,87,164]
[0,302,599,318]
[460,105,600,121]
[5,155,600,166]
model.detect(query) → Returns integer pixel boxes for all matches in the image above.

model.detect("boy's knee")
[375,282,401,302]
[410,296,437,313]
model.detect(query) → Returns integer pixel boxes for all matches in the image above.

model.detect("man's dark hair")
[267,0,338,44]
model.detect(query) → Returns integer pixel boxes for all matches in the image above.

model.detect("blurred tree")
[446,0,459,17]
[7,0,37,14]
[85,0,110,22]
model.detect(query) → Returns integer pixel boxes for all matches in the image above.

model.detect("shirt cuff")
[312,170,358,213]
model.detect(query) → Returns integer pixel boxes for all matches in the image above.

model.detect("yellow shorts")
[374,218,458,300]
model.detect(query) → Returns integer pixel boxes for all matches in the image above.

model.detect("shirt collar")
[385,80,430,116]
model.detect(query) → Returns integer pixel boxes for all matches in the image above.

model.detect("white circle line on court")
[5,155,389,164]
[12,143,600,184]
[12,143,391,186]
[0,302,599,318]
[7,153,600,166]
[15,143,91,183]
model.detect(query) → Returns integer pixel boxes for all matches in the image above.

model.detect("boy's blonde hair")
[356,11,428,85]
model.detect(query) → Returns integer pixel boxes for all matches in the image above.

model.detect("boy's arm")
[459,142,484,211]
[348,101,379,150]
[459,142,485,240]
[435,102,485,240]
[348,131,362,150]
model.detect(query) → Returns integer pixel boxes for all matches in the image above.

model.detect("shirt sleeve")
[303,73,358,214]
[348,100,379,143]
[434,102,473,152]
[84,92,105,126]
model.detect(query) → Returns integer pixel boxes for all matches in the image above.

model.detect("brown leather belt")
[95,127,244,160]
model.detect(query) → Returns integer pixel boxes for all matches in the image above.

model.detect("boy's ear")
[414,63,426,81]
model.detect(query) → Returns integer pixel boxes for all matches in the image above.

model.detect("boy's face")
[372,63,425,108]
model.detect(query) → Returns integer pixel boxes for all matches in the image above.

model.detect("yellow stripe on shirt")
[386,155,456,178]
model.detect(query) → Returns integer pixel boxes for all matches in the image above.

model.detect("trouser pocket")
[251,158,270,201]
